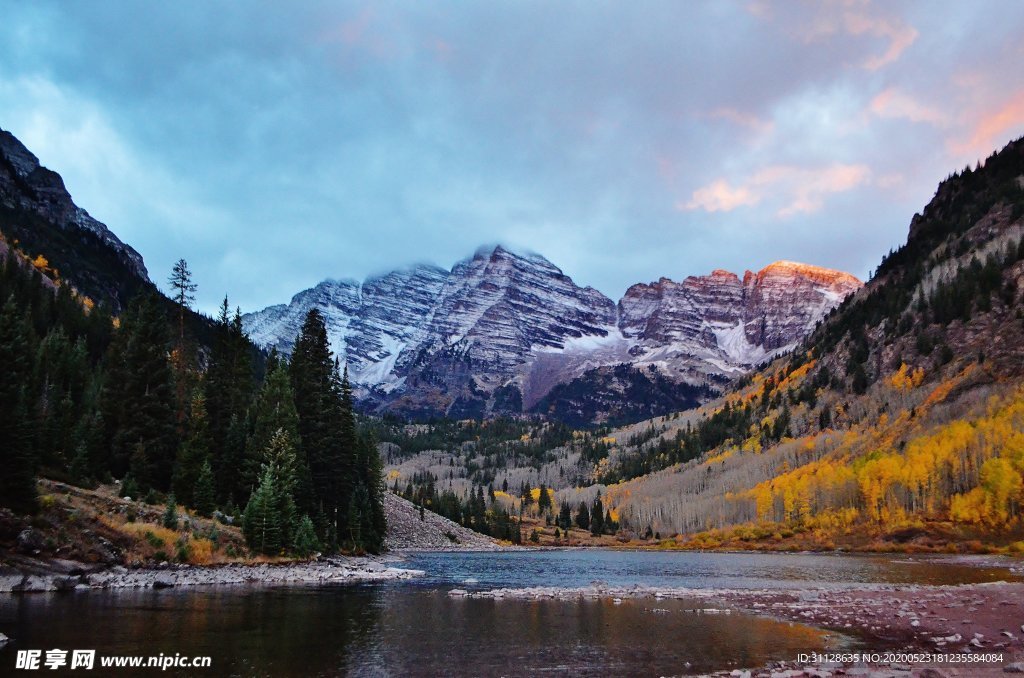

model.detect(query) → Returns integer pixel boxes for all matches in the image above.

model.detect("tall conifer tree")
[0,296,38,514]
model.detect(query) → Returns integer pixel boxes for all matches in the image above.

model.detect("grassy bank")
[0,479,292,569]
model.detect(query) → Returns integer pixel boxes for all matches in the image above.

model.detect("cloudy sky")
[2,1,1024,315]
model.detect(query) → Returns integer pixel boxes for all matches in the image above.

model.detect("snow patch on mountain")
[712,320,772,365]
[244,246,862,418]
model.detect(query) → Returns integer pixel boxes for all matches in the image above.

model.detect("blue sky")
[2,1,1023,314]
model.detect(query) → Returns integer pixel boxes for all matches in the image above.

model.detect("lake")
[0,550,1017,677]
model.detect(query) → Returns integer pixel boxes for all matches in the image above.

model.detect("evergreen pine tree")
[162,494,179,530]
[292,514,320,557]
[357,431,387,552]
[521,481,533,508]
[0,296,38,514]
[575,502,590,530]
[248,359,300,460]
[167,259,198,434]
[167,259,196,339]
[247,358,312,512]
[193,459,216,517]
[259,428,299,549]
[69,442,91,485]
[558,502,572,530]
[289,309,349,546]
[205,297,255,505]
[120,475,139,501]
[347,483,371,551]
[222,413,248,504]
[243,468,282,555]
[591,497,605,536]
[112,293,177,491]
[537,482,551,512]
[172,390,212,506]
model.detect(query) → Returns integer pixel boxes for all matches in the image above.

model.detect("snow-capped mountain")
[243,246,861,421]
[245,264,449,384]
[616,261,863,385]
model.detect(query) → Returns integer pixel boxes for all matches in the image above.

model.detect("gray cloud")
[1,1,1023,314]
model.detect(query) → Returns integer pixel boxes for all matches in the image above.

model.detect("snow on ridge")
[244,245,860,409]
[711,320,771,365]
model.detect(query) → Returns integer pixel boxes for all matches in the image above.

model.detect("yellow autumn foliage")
[888,363,925,391]
[530,487,555,502]
[704,449,734,466]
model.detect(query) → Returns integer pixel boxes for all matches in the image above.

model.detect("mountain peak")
[757,260,861,285]
[472,243,557,268]
[0,127,150,306]
[0,129,42,178]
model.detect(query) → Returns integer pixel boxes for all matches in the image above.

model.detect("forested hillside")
[325,138,1024,552]
[0,242,386,558]
[596,137,1024,549]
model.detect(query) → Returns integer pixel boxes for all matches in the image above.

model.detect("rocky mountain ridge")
[0,128,150,310]
[244,246,861,422]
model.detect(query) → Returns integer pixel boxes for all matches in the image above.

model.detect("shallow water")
[401,549,1020,590]
[0,551,1016,677]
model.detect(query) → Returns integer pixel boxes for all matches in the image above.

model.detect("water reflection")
[1,585,836,677]
[1,551,1015,677]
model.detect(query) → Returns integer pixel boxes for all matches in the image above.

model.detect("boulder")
[16,528,46,554]
[152,574,175,589]
[52,575,80,592]
[13,575,52,592]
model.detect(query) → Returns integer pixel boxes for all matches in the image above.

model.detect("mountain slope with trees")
[592,137,1024,550]
[0,129,389,559]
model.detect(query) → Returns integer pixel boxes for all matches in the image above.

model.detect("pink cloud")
[843,9,918,70]
[952,90,1024,158]
[869,87,946,126]
[317,8,394,59]
[708,107,774,134]
[682,163,871,216]
[756,1,917,71]
[682,179,758,212]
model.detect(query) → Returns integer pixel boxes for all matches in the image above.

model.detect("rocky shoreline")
[449,580,1024,676]
[0,554,423,593]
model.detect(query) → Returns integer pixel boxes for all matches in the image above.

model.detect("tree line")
[0,251,385,555]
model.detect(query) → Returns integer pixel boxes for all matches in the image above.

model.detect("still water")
[0,551,1017,677]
